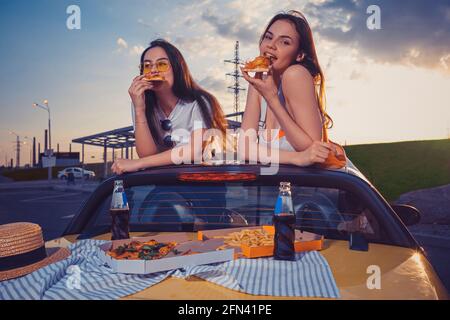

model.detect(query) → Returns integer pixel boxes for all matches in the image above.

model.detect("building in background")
[38,152,80,167]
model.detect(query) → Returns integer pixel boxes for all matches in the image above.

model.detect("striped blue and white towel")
[0,240,170,300]
[1,240,340,299]
[172,251,340,298]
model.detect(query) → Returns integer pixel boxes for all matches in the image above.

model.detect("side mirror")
[391,204,421,226]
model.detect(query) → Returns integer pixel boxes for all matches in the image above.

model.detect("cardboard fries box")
[97,233,234,275]
[198,225,324,258]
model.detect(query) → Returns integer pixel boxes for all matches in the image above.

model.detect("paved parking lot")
[0,188,90,241]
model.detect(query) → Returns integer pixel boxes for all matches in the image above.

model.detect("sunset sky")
[1,0,449,165]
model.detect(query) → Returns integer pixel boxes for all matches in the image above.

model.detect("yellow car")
[52,164,448,300]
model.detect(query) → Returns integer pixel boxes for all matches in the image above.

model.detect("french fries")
[213,229,274,248]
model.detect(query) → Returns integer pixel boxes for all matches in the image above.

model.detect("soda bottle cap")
[279,182,291,191]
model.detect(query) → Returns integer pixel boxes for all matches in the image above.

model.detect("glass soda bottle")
[273,182,296,261]
[110,180,130,240]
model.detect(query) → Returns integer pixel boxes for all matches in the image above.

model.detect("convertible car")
[53,162,448,300]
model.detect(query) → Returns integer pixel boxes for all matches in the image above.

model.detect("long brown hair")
[140,39,227,150]
[260,10,333,129]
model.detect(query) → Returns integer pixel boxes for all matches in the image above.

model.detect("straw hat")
[0,222,71,281]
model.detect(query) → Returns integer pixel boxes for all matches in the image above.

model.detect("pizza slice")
[144,74,165,82]
[242,56,271,72]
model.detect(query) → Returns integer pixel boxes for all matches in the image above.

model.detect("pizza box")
[97,233,234,275]
[198,225,324,258]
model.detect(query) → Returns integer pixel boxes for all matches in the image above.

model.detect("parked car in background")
[57,167,95,180]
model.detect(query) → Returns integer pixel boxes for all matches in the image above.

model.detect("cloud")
[440,54,450,70]
[349,69,362,80]
[302,0,450,72]
[195,64,247,114]
[115,37,145,56]
[116,37,128,50]
[173,34,234,58]
[199,74,228,92]
[137,18,152,28]
[200,8,260,42]
[130,45,145,56]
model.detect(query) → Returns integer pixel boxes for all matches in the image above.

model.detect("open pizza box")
[97,233,234,275]
[198,225,324,258]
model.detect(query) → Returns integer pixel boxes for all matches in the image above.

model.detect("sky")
[0,0,449,166]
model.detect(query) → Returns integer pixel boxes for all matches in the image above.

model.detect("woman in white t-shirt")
[111,39,228,174]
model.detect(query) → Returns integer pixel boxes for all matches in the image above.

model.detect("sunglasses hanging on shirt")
[160,119,174,148]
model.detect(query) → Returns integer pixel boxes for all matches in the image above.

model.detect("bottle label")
[111,193,128,209]
[274,197,282,214]
[274,196,294,216]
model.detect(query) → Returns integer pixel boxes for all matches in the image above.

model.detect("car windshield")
[84,182,389,245]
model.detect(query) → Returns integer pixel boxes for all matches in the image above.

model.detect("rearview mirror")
[391,204,421,226]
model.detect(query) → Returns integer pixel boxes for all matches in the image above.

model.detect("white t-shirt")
[131,98,208,147]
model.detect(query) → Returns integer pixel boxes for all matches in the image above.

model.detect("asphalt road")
[0,188,90,241]
[0,187,449,295]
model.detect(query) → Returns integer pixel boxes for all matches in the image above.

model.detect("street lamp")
[33,100,51,150]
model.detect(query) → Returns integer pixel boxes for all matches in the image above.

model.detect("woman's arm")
[238,136,336,168]
[268,65,323,151]
[128,75,159,158]
[113,127,337,174]
[133,107,159,157]
[111,129,204,174]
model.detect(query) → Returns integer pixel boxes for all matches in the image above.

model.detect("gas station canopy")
[72,117,242,150]
[72,126,135,149]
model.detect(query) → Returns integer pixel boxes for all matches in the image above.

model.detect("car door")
[73,168,82,178]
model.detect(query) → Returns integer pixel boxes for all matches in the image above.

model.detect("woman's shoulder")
[282,64,314,84]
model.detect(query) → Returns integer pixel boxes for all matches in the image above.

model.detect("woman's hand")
[240,66,278,104]
[128,75,154,113]
[111,158,144,175]
[292,141,337,167]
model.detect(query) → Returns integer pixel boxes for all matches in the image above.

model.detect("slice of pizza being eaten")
[242,56,270,73]
[144,74,165,82]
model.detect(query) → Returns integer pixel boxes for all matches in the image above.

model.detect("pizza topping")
[243,56,270,71]
[108,240,177,260]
